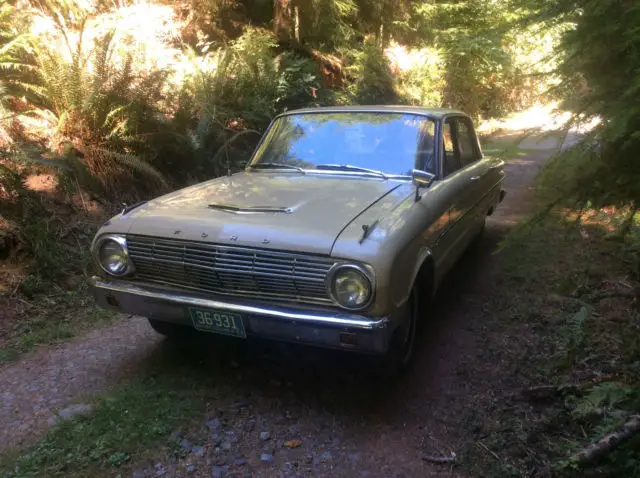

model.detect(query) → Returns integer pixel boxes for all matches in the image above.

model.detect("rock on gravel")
[211,465,228,478]
[259,431,271,441]
[191,445,205,457]
[206,418,222,430]
[320,451,333,462]
[210,433,222,446]
[48,403,94,425]
[153,463,168,476]
[260,453,274,462]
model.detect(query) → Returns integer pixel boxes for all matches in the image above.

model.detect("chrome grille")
[126,235,335,304]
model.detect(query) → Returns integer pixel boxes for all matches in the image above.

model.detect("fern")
[90,147,168,189]
[567,304,593,350]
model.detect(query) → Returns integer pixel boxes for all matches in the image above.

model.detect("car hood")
[125,172,402,255]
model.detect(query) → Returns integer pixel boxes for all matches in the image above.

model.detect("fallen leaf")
[284,439,302,449]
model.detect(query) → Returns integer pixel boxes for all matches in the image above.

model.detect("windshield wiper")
[250,162,305,173]
[314,164,388,179]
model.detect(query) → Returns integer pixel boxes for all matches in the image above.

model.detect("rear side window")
[456,119,479,167]
[442,120,461,177]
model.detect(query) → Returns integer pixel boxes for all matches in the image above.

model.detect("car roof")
[276,105,467,119]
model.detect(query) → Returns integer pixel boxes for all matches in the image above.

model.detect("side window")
[456,119,479,167]
[417,120,436,174]
[442,120,461,177]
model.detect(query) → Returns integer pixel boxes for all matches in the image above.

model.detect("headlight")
[95,235,133,276]
[328,264,373,310]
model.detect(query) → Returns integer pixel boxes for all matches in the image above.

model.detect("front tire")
[381,285,419,375]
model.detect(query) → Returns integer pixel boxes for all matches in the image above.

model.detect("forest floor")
[2,129,637,478]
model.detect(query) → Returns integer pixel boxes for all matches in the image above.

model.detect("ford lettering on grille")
[126,235,335,304]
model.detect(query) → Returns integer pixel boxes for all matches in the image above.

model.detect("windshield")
[249,112,437,177]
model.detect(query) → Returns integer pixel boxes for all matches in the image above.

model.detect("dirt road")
[0,132,568,475]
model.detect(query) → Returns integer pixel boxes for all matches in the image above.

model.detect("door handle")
[470,176,481,182]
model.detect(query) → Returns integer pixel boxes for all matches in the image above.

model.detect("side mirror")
[412,169,435,202]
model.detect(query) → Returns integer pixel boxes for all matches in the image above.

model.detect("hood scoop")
[208,203,294,215]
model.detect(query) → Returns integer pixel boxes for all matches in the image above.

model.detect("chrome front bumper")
[90,277,393,353]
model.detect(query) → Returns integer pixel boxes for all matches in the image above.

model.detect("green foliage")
[277,52,329,109]
[344,38,397,105]
[0,372,208,477]
[175,29,280,176]
[552,1,640,137]
[566,304,592,350]
[393,46,445,106]
[519,0,640,207]
[0,3,31,87]
[304,0,359,49]
[15,13,169,199]
[570,382,634,420]
[174,28,327,177]
[435,1,526,117]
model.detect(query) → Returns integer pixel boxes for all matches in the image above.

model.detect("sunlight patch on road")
[478,102,600,135]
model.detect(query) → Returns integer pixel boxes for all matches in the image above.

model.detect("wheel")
[380,285,420,376]
[147,318,192,338]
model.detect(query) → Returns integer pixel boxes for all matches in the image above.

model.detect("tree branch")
[422,453,456,464]
[519,384,582,401]
[571,415,640,466]
[587,289,636,302]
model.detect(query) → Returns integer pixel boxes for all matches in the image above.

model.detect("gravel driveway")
[0,132,571,476]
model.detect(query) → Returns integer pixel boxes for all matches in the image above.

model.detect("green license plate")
[188,308,247,338]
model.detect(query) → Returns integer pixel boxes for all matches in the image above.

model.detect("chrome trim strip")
[129,277,333,305]
[127,236,334,262]
[90,277,389,330]
[126,235,336,304]
[208,204,294,214]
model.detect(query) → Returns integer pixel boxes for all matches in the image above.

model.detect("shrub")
[25,27,170,199]
[387,43,445,107]
[526,0,640,208]
[344,38,397,105]
[173,28,327,178]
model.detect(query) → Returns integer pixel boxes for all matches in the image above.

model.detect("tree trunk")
[274,0,293,42]
[294,4,300,42]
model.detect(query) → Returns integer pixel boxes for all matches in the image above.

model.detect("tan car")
[90,106,505,370]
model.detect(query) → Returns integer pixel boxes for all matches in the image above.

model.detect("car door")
[435,116,483,274]
[455,116,489,235]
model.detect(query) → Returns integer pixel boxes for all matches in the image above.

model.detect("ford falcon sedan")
[90,106,505,371]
